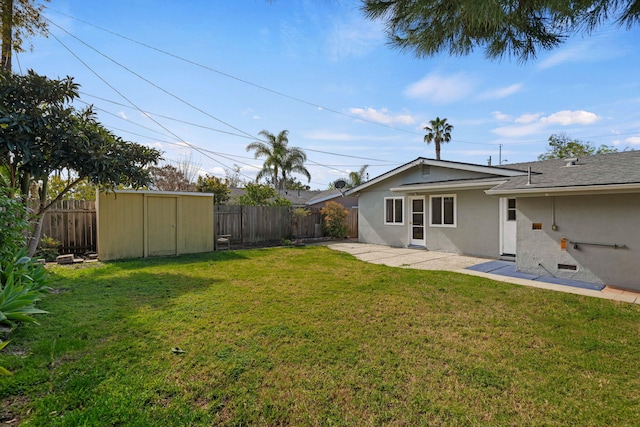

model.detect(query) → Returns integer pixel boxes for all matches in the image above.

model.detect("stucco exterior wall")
[516,194,640,290]
[356,165,501,257]
[98,191,214,261]
[424,189,499,257]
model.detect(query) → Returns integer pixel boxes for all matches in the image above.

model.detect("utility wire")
[47,18,259,142]
[47,30,257,183]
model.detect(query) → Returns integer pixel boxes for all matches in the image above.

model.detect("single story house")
[346,151,640,292]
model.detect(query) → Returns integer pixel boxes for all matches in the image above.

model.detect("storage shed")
[97,190,214,261]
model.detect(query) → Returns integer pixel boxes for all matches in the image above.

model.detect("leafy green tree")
[196,174,231,204]
[424,117,453,160]
[47,174,96,201]
[538,133,618,160]
[0,70,162,255]
[246,129,310,191]
[347,165,369,188]
[2,0,50,71]
[362,0,640,62]
[236,182,291,206]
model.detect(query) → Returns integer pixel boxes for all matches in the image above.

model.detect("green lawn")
[1,246,639,426]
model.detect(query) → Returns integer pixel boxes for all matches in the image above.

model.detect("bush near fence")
[39,202,358,255]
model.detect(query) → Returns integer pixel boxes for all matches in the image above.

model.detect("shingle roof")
[489,151,640,192]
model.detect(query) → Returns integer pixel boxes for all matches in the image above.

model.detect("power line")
[47,31,257,183]
[46,10,427,137]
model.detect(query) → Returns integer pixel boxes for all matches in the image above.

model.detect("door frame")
[408,195,426,247]
[499,197,517,256]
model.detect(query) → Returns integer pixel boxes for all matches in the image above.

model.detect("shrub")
[0,190,29,261]
[320,201,349,238]
[0,251,49,327]
[34,235,61,262]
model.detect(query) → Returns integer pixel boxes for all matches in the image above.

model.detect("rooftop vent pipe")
[565,157,578,166]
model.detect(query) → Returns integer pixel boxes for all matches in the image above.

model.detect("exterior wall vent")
[422,164,431,176]
[558,263,578,271]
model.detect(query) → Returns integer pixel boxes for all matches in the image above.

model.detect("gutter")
[485,183,640,197]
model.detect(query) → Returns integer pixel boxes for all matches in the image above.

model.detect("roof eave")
[391,180,508,193]
[485,183,640,197]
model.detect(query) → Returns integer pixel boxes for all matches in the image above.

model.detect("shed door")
[147,196,177,256]
[501,198,517,256]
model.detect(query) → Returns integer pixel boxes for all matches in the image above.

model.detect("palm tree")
[280,147,310,191]
[246,129,310,191]
[348,164,369,188]
[423,117,453,160]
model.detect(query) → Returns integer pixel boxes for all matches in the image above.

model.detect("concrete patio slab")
[326,242,639,304]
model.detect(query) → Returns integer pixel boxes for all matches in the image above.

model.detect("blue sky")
[17,0,640,189]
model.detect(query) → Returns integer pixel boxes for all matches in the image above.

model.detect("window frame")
[429,194,457,228]
[384,196,405,225]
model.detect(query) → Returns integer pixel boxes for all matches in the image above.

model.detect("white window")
[430,194,456,227]
[384,197,404,225]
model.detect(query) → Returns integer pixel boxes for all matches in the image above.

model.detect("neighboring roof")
[345,157,527,196]
[486,151,640,195]
[346,151,640,197]
[305,189,345,205]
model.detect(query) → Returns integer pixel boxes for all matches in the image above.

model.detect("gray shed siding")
[516,194,640,291]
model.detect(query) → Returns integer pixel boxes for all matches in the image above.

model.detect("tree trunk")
[27,213,44,257]
[1,0,14,71]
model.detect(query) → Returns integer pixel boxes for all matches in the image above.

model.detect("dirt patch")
[0,395,30,425]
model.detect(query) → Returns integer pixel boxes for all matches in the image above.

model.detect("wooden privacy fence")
[39,201,358,254]
[215,205,358,245]
[40,200,97,254]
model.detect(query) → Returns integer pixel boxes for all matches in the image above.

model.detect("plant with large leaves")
[0,70,162,255]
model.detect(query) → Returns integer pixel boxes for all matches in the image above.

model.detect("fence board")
[41,200,97,254]
[41,201,358,255]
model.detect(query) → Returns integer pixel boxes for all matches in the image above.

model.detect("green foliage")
[0,70,162,255]
[47,175,96,201]
[347,164,369,188]
[0,250,48,327]
[196,174,231,204]
[236,182,291,206]
[246,129,310,191]
[2,249,640,424]
[0,339,10,376]
[0,189,28,260]
[538,133,618,160]
[320,201,349,238]
[424,116,453,160]
[362,0,640,62]
[291,207,311,238]
[34,235,60,262]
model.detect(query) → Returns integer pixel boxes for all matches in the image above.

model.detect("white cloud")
[492,122,547,138]
[325,8,384,60]
[515,113,541,124]
[491,109,601,138]
[404,72,475,104]
[626,136,640,145]
[348,107,416,126]
[118,111,128,120]
[541,110,601,125]
[492,111,511,121]
[479,83,523,100]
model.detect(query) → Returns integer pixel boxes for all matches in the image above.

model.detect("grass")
[1,246,639,426]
